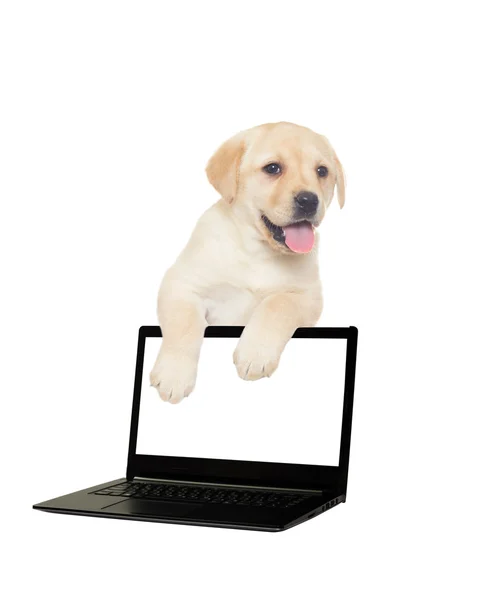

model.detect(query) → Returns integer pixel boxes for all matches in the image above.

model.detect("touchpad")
[102,499,198,518]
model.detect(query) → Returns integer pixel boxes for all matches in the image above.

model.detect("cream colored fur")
[150,122,345,403]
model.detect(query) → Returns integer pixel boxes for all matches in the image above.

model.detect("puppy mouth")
[261,214,316,254]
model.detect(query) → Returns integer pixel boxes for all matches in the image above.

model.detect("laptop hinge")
[132,476,323,494]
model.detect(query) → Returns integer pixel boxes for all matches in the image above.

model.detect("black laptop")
[33,325,358,532]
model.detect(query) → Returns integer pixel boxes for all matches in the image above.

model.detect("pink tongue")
[283,221,315,253]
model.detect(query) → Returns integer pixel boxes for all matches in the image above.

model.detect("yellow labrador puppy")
[150,122,345,403]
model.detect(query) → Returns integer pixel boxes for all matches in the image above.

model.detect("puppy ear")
[206,132,246,203]
[334,155,346,209]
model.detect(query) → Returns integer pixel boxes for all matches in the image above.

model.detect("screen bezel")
[126,326,357,492]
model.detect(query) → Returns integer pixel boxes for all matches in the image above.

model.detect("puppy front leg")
[150,284,207,403]
[234,292,322,381]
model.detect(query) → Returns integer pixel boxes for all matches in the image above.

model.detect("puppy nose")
[294,191,319,216]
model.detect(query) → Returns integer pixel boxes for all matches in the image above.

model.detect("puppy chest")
[204,285,259,325]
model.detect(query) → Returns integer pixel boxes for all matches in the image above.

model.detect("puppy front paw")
[149,353,198,404]
[233,337,282,381]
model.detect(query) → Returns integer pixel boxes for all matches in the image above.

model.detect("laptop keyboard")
[93,481,313,509]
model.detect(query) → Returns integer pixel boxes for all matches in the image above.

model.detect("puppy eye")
[263,163,282,175]
[317,166,328,178]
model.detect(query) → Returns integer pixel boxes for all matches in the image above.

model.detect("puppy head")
[206,122,345,254]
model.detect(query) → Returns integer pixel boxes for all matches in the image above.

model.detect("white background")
[1,1,476,598]
[137,337,347,465]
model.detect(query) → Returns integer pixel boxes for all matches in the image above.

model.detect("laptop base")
[33,478,345,532]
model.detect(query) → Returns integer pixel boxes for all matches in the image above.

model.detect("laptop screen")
[136,335,347,467]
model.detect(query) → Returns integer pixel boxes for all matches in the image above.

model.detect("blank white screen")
[137,336,347,466]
